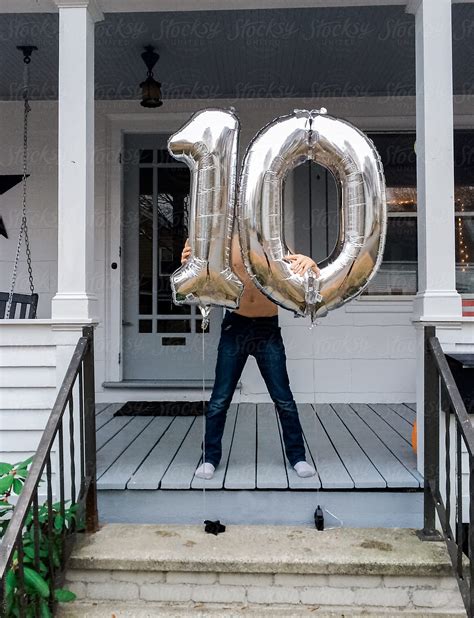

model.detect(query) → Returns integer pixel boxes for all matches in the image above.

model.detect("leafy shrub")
[0,458,81,617]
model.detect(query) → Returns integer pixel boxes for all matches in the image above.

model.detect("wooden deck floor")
[95,402,422,492]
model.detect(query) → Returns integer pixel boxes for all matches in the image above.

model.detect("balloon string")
[202,319,207,524]
[311,319,344,530]
[311,321,322,516]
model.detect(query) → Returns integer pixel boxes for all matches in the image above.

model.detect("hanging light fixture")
[139,45,163,108]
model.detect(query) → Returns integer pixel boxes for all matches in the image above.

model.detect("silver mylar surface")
[238,108,387,320]
[169,109,244,313]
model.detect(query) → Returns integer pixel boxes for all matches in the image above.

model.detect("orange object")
[411,420,417,453]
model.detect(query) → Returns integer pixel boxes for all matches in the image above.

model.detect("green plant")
[0,458,82,617]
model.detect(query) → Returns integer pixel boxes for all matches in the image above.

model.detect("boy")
[181,234,320,479]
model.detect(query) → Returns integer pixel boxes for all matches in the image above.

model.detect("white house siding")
[1,95,473,418]
[0,322,56,466]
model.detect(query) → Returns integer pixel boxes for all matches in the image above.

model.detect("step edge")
[57,600,466,618]
[67,558,456,578]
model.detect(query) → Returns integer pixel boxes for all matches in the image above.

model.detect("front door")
[122,134,221,381]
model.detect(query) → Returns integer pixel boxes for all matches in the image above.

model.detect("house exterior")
[0,0,473,526]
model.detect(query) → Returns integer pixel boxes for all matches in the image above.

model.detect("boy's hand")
[285,254,321,276]
[181,238,191,265]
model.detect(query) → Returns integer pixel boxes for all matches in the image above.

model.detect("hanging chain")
[6,57,34,317]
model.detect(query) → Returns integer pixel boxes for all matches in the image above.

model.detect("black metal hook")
[17,45,38,64]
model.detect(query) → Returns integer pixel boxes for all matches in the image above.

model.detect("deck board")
[96,403,124,433]
[332,403,419,488]
[95,403,111,416]
[95,402,422,491]
[96,405,133,449]
[97,417,154,479]
[350,403,423,485]
[298,404,352,489]
[191,405,238,490]
[128,417,193,490]
[278,406,322,489]
[256,404,288,489]
[369,403,413,443]
[315,404,386,488]
[98,417,174,490]
[386,403,416,425]
[224,403,257,489]
[160,418,205,489]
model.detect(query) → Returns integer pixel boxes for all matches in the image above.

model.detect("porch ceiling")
[0,5,472,101]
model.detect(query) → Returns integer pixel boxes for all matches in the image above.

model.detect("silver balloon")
[237,108,387,320]
[169,109,244,317]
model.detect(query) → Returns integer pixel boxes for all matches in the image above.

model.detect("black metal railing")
[420,324,474,616]
[0,325,98,617]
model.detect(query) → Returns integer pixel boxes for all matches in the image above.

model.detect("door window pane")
[139,319,153,333]
[139,167,153,314]
[139,149,153,163]
[157,319,191,333]
[156,149,176,164]
[158,299,191,315]
[156,166,191,318]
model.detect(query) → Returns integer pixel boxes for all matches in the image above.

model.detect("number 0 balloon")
[238,108,387,320]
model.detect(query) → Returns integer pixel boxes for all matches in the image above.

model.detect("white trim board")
[1,0,472,14]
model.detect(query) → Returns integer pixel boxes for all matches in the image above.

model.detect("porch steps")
[57,524,465,616]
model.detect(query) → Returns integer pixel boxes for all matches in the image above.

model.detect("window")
[367,131,474,296]
[365,132,418,295]
[291,131,474,296]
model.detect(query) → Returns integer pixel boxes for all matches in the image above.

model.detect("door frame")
[104,112,192,384]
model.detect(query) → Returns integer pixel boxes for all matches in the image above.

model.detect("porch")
[95,401,424,527]
[1,0,473,473]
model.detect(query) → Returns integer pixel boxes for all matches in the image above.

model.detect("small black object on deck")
[314,505,324,530]
[204,520,226,535]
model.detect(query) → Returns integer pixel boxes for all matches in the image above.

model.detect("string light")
[456,199,470,274]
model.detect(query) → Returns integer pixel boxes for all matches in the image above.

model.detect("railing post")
[82,325,98,533]
[417,324,442,540]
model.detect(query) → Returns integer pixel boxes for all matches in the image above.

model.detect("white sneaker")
[194,462,215,480]
[294,461,316,478]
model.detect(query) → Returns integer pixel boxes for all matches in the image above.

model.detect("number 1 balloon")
[168,108,244,323]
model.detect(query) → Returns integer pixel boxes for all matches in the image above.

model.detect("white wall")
[2,95,473,409]
[0,322,56,466]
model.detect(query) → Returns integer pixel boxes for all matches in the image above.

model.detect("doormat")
[114,401,206,417]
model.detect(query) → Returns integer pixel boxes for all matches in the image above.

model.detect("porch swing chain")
[6,57,34,316]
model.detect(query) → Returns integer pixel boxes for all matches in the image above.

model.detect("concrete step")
[59,524,466,616]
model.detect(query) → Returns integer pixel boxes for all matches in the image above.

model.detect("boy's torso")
[230,233,278,318]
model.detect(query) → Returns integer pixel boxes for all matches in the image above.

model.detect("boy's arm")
[181,238,191,264]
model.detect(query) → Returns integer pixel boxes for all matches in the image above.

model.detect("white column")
[406,0,462,481]
[407,0,462,322]
[51,0,103,321]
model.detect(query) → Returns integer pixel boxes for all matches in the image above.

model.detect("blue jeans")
[204,311,307,467]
